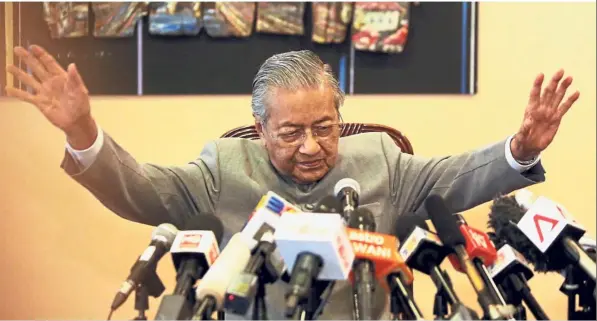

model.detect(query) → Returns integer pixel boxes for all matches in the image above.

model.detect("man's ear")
[254,117,265,139]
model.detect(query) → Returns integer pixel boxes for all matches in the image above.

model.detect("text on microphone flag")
[252,191,301,218]
[448,224,497,271]
[533,215,559,242]
[179,233,203,249]
[347,229,397,259]
[347,229,414,286]
[516,196,586,252]
[208,238,220,266]
[469,228,490,250]
[337,234,353,273]
[171,230,219,262]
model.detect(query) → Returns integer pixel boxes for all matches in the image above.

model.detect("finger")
[67,63,88,94]
[30,45,65,76]
[541,69,565,107]
[528,73,544,105]
[557,90,580,118]
[14,46,50,82]
[6,64,42,92]
[552,76,573,107]
[5,87,38,105]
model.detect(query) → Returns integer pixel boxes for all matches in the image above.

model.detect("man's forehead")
[267,86,338,126]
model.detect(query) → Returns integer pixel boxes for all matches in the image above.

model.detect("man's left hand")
[511,69,580,161]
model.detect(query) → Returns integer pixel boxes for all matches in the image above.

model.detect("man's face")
[256,85,340,184]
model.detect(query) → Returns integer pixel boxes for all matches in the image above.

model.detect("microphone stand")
[193,295,216,320]
[560,265,596,320]
[387,274,423,320]
[155,258,204,320]
[252,281,268,320]
[133,284,149,320]
[131,268,165,321]
[504,273,549,320]
[435,270,480,321]
[390,294,402,321]
[433,290,449,320]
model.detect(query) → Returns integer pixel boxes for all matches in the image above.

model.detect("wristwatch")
[516,156,537,166]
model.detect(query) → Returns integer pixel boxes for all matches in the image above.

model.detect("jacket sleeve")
[382,133,546,218]
[61,131,221,228]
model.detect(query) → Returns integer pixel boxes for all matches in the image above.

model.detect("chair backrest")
[220,123,414,154]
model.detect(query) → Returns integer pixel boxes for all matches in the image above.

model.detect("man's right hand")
[5,45,97,150]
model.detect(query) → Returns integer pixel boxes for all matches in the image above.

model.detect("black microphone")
[487,242,550,320]
[488,194,596,282]
[395,214,478,320]
[109,223,178,314]
[449,214,512,316]
[154,214,224,320]
[334,178,361,221]
[426,194,513,320]
[348,207,377,320]
[489,195,595,320]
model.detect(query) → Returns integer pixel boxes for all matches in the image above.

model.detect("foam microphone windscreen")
[183,214,225,244]
[488,195,564,272]
[425,195,466,247]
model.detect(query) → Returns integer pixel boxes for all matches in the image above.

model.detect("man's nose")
[299,131,321,155]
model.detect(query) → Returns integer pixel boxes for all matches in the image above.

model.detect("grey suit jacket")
[61,131,545,320]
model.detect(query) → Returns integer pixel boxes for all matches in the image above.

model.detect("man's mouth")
[297,160,323,169]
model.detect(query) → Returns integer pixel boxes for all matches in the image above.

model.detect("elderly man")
[6,45,579,319]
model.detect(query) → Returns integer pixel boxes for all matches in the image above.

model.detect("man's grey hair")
[251,50,345,124]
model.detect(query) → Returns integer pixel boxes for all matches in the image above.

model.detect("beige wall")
[0,3,595,319]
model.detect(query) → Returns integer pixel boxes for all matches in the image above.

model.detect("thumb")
[66,63,88,93]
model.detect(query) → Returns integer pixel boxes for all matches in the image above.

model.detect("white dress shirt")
[65,126,541,172]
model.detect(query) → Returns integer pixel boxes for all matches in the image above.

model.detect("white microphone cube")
[517,196,586,253]
[170,230,220,267]
[274,212,355,280]
[488,244,533,281]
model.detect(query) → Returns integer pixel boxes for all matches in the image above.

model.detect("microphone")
[346,207,378,320]
[334,178,361,221]
[274,212,355,317]
[193,233,252,320]
[223,192,300,318]
[347,226,423,319]
[396,214,476,319]
[448,214,498,270]
[447,214,511,315]
[194,191,297,320]
[109,223,178,313]
[489,193,596,283]
[426,194,513,320]
[224,230,285,318]
[488,243,550,320]
[154,214,224,320]
[242,191,301,250]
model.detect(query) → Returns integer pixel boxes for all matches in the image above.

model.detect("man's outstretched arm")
[62,126,221,228]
